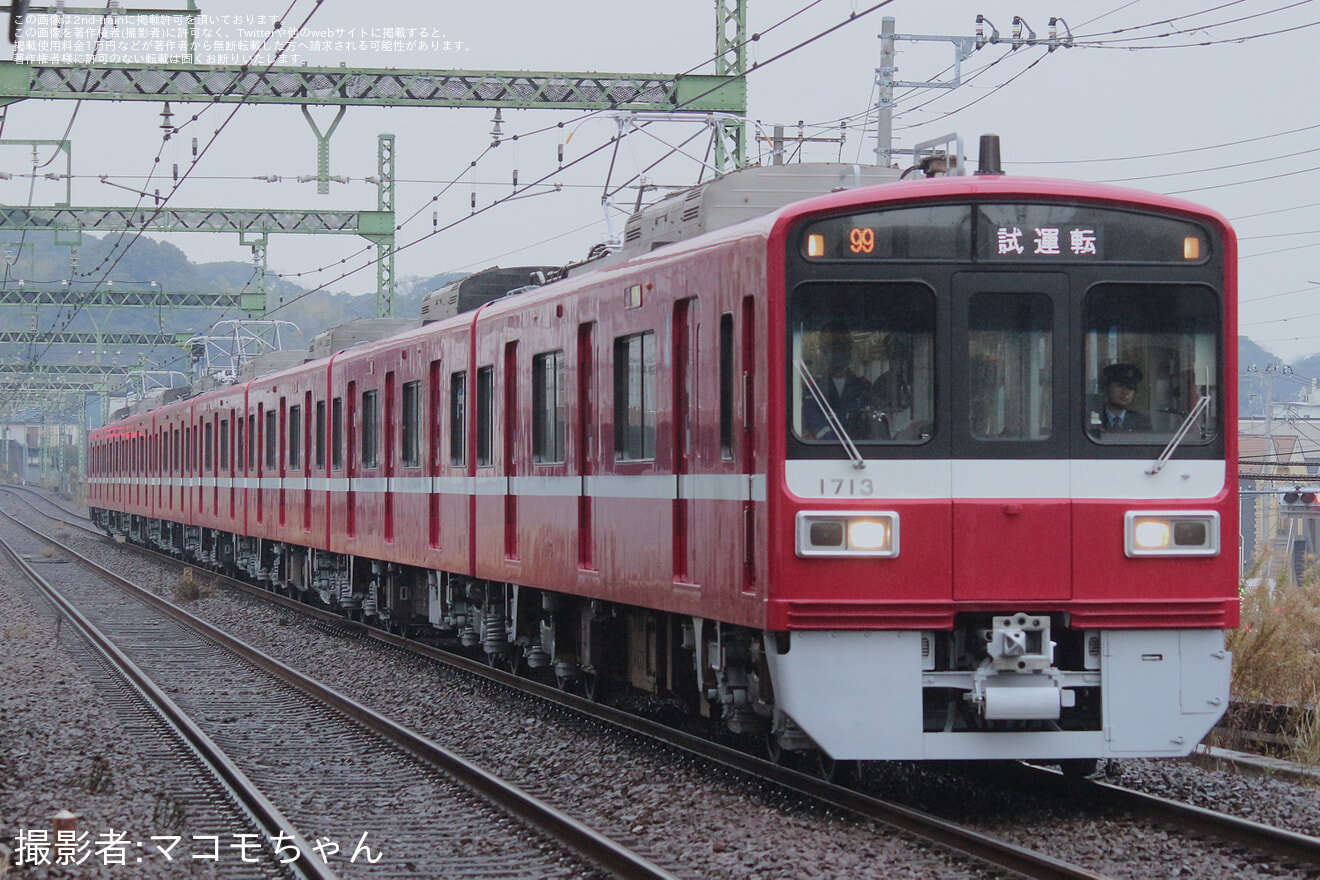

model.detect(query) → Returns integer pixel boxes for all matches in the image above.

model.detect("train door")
[303,391,313,533]
[428,358,443,550]
[672,298,697,584]
[223,412,233,521]
[346,382,357,538]
[503,341,518,560]
[950,272,1070,601]
[208,415,217,516]
[279,397,288,528]
[384,371,396,543]
[577,322,596,570]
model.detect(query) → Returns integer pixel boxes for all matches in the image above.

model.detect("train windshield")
[789,282,936,445]
[786,201,1225,461]
[1084,284,1220,446]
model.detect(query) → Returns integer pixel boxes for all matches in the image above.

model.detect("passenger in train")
[1096,362,1152,432]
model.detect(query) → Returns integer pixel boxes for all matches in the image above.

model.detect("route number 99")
[849,227,875,255]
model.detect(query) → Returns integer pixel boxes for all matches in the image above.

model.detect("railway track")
[3,487,1104,879]
[0,516,326,880]
[11,486,1320,877]
[0,498,679,879]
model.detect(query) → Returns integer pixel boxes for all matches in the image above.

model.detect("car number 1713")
[819,478,874,497]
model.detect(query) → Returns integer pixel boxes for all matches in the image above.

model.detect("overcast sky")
[2,0,1316,359]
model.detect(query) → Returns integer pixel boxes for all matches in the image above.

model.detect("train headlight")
[1124,511,1219,557]
[796,511,899,557]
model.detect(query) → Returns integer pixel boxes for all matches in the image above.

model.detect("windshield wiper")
[794,358,865,470]
[1147,394,1211,475]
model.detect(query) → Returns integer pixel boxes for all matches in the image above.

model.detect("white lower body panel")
[764,629,1231,761]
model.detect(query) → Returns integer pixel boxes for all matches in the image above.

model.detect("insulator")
[172,163,178,182]
[557,143,564,164]
[470,191,476,211]
[512,169,518,188]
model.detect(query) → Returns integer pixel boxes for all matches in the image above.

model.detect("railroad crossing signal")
[1279,486,1320,511]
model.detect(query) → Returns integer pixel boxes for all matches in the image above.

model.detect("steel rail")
[38,509,1110,880]
[1013,763,1320,866]
[34,493,1320,875]
[0,503,682,880]
[0,523,334,880]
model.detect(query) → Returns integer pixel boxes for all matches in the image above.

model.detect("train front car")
[764,176,1238,765]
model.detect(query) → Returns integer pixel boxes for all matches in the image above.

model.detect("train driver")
[1095,362,1152,433]
[805,321,880,440]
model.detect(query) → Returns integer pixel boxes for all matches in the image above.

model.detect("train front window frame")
[788,282,936,447]
[1084,283,1221,447]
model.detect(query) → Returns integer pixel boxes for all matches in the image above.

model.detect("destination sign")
[801,203,1210,265]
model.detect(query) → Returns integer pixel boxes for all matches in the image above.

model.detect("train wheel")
[582,672,607,703]
[762,733,791,766]
[810,750,858,786]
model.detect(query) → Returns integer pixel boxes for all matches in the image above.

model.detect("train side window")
[429,359,444,468]
[220,417,230,471]
[315,400,326,470]
[532,350,566,464]
[401,380,422,468]
[719,313,734,460]
[264,409,277,471]
[331,397,343,469]
[361,389,379,468]
[450,371,467,467]
[204,421,214,470]
[614,331,657,461]
[476,366,494,467]
[246,415,255,471]
[289,404,302,468]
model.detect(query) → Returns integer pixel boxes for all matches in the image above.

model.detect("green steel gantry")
[0,1,749,413]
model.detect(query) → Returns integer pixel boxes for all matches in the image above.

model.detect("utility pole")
[874,15,1071,169]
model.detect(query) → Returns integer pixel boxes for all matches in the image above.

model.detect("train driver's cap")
[1103,363,1143,388]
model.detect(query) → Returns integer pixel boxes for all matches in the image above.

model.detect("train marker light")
[796,511,899,557]
[806,233,825,257]
[1184,236,1201,260]
[1124,511,1219,557]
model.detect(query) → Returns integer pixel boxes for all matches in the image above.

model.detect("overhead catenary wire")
[0,0,330,410]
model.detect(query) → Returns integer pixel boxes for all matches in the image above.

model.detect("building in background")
[1241,389,1320,582]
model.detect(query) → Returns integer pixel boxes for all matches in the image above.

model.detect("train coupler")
[967,612,1074,720]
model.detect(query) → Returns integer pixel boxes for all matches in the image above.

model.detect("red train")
[88,153,1238,772]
